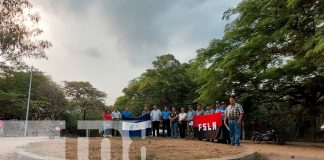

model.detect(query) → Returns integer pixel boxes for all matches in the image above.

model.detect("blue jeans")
[170,122,178,138]
[103,121,111,136]
[228,120,241,145]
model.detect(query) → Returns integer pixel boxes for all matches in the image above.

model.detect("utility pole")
[24,66,33,137]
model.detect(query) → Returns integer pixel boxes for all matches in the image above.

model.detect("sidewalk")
[0,137,48,159]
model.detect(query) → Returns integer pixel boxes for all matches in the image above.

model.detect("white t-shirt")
[179,113,187,122]
[150,109,161,121]
[112,111,121,119]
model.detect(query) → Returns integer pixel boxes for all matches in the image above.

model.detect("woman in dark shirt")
[169,107,179,139]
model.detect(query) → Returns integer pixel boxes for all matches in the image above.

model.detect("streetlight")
[24,66,33,137]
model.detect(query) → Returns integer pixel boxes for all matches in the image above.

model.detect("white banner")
[122,121,151,131]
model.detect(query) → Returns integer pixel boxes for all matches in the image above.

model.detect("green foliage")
[193,0,323,140]
[63,81,107,120]
[115,54,198,116]
[0,0,52,68]
[0,69,68,120]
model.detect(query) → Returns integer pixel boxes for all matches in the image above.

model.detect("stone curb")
[13,147,65,160]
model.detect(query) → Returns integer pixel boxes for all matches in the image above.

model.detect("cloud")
[82,48,102,58]
[29,0,241,104]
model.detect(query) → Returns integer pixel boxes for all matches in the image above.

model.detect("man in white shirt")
[111,108,121,136]
[150,104,162,137]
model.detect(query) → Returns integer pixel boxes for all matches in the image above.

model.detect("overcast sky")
[27,0,241,105]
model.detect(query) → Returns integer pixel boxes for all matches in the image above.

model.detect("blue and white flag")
[121,114,151,137]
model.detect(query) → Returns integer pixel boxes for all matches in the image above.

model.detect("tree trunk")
[294,125,300,141]
[83,110,86,121]
[314,117,317,140]
[242,120,245,140]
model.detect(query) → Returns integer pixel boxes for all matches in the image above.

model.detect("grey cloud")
[83,48,102,58]
[33,0,240,68]
[30,0,242,104]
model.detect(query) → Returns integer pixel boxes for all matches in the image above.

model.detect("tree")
[0,0,52,68]
[32,79,67,120]
[115,54,198,116]
[193,0,323,140]
[0,69,67,120]
[63,81,107,120]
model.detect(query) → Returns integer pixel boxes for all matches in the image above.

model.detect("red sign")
[193,113,222,139]
[193,112,222,128]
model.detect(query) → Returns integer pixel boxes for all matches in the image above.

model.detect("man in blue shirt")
[187,105,196,139]
[215,101,230,144]
[161,105,171,137]
[122,107,132,119]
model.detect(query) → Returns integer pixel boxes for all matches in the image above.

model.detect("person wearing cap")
[215,101,230,144]
[225,96,244,146]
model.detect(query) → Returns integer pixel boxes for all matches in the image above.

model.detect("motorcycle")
[251,131,261,141]
[32,129,38,136]
[48,123,63,139]
[252,129,284,145]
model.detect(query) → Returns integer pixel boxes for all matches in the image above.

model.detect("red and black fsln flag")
[193,112,222,139]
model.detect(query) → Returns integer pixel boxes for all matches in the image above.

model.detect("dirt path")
[244,142,324,160]
[2,137,323,160]
[0,137,48,159]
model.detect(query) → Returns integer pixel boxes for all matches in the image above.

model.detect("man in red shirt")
[103,109,112,138]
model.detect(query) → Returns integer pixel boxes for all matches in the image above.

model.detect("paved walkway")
[0,137,48,159]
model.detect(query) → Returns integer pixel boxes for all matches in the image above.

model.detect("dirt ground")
[21,138,324,160]
[23,137,243,160]
[244,142,324,160]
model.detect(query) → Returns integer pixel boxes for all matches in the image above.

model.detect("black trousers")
[112,119,120,136]
[162,119,170,137]
[221,120,230,144]
[179,121,187,138]
[152,121,160,137]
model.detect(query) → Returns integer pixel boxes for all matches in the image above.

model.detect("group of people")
[102,107,132,137]
[102,97,244,146]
